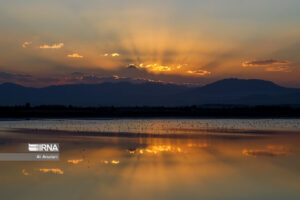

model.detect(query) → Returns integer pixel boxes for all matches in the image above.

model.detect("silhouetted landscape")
[0,105,299,118]
[1,78,300,107]
[2,1,300,199]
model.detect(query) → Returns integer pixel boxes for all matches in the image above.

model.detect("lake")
[0,118,299,200]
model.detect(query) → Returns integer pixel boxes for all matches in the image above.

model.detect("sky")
[0,0,300,87]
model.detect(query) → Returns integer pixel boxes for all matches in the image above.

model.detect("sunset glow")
[0,0,299,87]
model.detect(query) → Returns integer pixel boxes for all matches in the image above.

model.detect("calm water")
[0,118,299,200]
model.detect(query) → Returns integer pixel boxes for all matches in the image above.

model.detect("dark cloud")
[242,59,293,73]
[63,72,103,83]
[0,72,32,82]
[187,69,211,76]
[62,72,160,85]
[70,72,85,76]
[36,77,60,83]
[0,71,62,87]
[242,59,291,67]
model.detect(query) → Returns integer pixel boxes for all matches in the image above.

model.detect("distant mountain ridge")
[197,78,288,94]
[0,78,299,106]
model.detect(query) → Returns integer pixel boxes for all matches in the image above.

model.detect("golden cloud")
[187,69,211,76]
[103,53,120,57]
[265,66,291,72]
[22,41,32,48]
[111,160,120,164]
[242,59,291,67]
[242,59,292,72]
[39,168,64,175]
[40,43,64,49]
[138,63,172,72]
[111,53,120,57]
[103,160,120,164]
[67,53,83,58]
[151,66,171,72]
[135,63,211,76]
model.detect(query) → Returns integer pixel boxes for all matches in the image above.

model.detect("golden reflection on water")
[0,130,300,199]
[21,169,30,176]
[39,168,64,175]
[67,159,84,165]
[134,145,182,154]
[242,145,291,157]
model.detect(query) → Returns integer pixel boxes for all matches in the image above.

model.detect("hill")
[0,78,299,106]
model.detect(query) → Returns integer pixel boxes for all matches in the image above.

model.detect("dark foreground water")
[0,118,299,200]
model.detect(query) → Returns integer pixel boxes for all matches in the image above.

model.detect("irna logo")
[28,143,59,152]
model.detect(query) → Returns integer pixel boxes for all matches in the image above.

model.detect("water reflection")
[39,168,64,175]
[1,118,300,135]
[67,159,84,164]
[21,169,30,176]
[242,145,291,157]
[0,119,299,200]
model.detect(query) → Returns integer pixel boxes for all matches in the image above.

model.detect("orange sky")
[0,0,300,87]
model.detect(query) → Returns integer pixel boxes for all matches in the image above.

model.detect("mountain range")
[0,78,299,106]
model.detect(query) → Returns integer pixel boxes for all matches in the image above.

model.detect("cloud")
[22,41,32,48]
[0,72,32,82]
[265,66,291,72]
[40,43,64,49]
[242,59,292,72]
[111,160,120,164]
[63,72,127,84]
[103,160,120,165]
[111,53,120,57]
[125,63,211,85]
[187,69,211,76]
[104,53,120,57]
[63,72,166,85]
[151,65,171,72]
[242,59,291,67]
[67,53,83,58]
[0,71,63,87]
[138,63,172,72]
[64,72,101,83]
[0,70,167,86]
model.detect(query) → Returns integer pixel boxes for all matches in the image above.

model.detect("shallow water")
[1,118,300,134]
[0,118,299,200]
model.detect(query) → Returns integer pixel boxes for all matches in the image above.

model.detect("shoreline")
[1,105,300,118]
[4,126,299,140]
